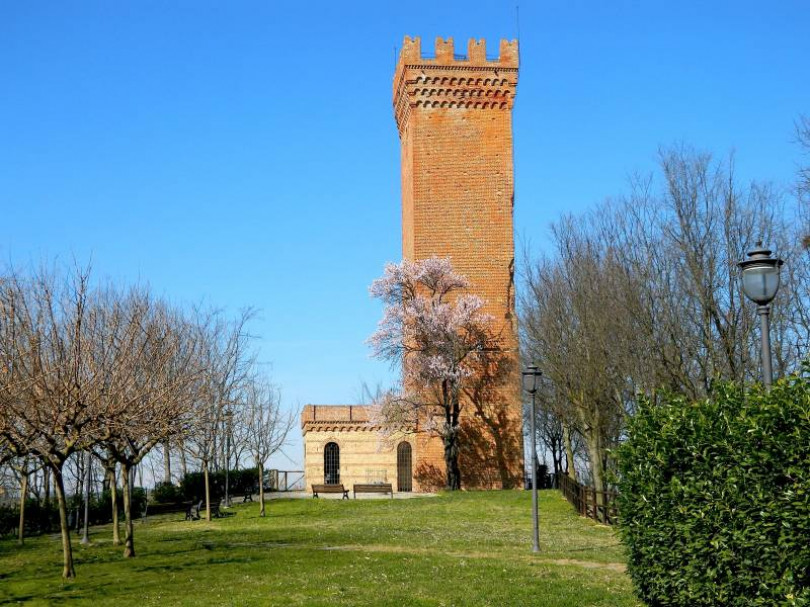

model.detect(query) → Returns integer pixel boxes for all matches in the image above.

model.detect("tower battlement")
[397,36,518,67]
[393,36,519,136]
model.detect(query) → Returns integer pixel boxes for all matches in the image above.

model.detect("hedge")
[616,375,810,606]
[0,488,146,539]
[175,468,259,503]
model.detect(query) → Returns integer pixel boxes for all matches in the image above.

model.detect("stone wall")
[301,405,419,492]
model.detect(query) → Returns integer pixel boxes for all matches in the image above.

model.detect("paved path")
[264,490,437,500]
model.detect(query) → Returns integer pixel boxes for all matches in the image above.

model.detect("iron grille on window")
[397,442,412,492]
[324,442,340,485]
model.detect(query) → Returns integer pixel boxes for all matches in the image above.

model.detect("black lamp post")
[738,242,784,389]
[522,364,542,553]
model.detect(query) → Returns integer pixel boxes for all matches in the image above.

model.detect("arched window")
[397,442,413,492]
[324,442,340,485]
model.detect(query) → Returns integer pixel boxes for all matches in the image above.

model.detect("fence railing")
[558,474,618,525]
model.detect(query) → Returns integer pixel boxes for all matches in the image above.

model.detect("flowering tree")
[368,257,508,490]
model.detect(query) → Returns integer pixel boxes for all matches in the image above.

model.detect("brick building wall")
[393,36,524,489]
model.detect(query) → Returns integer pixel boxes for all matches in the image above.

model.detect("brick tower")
[393,37,523,489]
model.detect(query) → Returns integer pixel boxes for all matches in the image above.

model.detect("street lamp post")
[738,242,784,389]
[522,364,542,553]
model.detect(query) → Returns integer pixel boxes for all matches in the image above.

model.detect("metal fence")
[264,470,304,492]
[558,473,618,525]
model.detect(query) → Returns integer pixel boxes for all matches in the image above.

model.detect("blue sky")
[2,1,808,469]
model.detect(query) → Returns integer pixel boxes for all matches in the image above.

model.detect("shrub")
[69,487,146,523]
[178,468,258,502]
[1,498,60,537]
[616,376,810,606]
[151,482,182,504]
[0,486,147,538]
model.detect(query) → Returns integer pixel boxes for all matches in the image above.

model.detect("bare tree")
[522,237,633,499]
[0,266,107,578]
[93,292,200,557]
[7,456,41,545]
[184,309,254,521]
[524,382,578,480]
[797,115,810,216]
[520,145,804,498]
[242,378,294,516]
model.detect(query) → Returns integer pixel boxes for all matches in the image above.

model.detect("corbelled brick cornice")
[393,36,519,136]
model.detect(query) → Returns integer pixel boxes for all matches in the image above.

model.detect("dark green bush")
[616,376,810,606]
[0,500,52,538]
[69,487,146,522]
[151,481,183,504]
[0,486,146,538]
[178,468,258,502]
[1,498,60,537]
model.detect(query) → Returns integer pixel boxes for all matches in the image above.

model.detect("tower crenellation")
[396,35,518,67]
[393,36,519,137]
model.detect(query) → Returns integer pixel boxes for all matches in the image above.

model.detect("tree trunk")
[258,462,265,517]
[121,464,135,558]
[550,434,563,478]
[179,442,188,477]
[212,435,218,472]
[563,422,577,480]
[18,473,28,545]
[102,464,111,493]
[442,382,462,490]
[110,468,120,546]
[43,466,51,506]
[163,441,172,484]
[443,427,462,490]
[203,460,212,521]
[585,429,606,523]
[52,466,75,579]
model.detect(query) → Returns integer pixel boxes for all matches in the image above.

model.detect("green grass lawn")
[0,490,640,606]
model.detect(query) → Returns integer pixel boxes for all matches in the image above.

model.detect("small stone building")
[301,405,416,492]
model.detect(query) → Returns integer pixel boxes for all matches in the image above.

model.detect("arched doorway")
[397,442,412,492]
[324,442,340,484]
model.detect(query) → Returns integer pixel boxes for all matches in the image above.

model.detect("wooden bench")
[353,483,394,499]
[311,484,349,499]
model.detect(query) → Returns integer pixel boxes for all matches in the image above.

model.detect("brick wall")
[393,36,524,488]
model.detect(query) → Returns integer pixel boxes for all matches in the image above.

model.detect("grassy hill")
[0,490,640,606]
